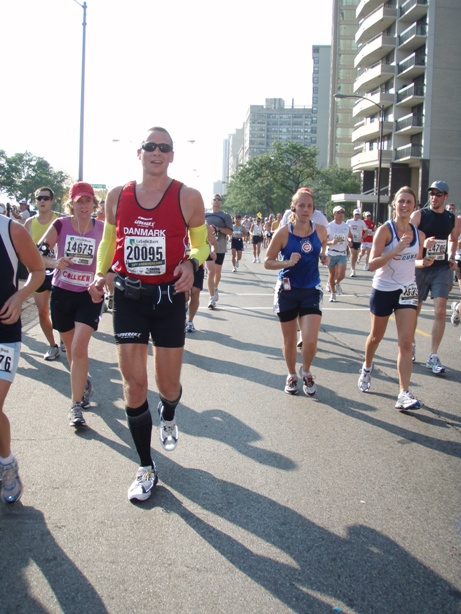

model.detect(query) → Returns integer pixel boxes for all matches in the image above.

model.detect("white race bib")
[399,282,419,306]
[124,236,166,276]
[427,239,447,261]
[65,235,96,266]
[0,344,14,373]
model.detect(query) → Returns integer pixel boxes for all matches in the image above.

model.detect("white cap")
[353,208,361,215]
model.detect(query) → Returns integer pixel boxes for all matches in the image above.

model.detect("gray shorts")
[415,265,452,302]
[328,253,347,268]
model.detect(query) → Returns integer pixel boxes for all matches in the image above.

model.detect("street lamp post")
[74,0,87,181]
[334,92,385,224]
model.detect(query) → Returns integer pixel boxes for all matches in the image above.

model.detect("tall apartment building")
[334,0,461,218]
[242,98,315,162]
[312,45,332,167]
[328,0,360,168]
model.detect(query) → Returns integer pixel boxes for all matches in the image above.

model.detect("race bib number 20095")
[124,236,166,276]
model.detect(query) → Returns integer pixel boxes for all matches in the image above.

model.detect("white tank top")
[373,220,420,291]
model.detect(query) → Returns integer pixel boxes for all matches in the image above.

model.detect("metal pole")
[75,1,87,181]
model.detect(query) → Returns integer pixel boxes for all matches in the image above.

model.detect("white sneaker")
[256,257,261,263]
[395,390,421,411]
[335,283,343,295]
[214,289,219,302]
[425,354,445,375]
[363,264,369,271]
[232,266,237,272]
[350,269,356,278]
[207,297,216,310]
[127,465,158,502]
[284,375,298,395]
[252,257,257,263]
[358,363,372,392]
[158,402,179,452]
[235,261,239,269]
[325,281,331,292]
[185,321,196,333]
[329,292,336,302]
[44,344,59,361]
[451,301,460,327]
[299,367,316,396]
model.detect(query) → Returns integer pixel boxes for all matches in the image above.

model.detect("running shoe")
[127,464,158,502]
[395,390,421,411]
[451,301,460,327]
[252,257,256,263]
[296,333,303,349]
[235,261,239,269]
[425,354,445,375]
[81,379,94,409]
[284,375,298,395]
[358,363,372,392]
[1,458,23,504]
[412,343,416,363]
[350,269,356,278]
[44,344,59,361]
[298,367,317,396]
[60,339,66,353]
[214,289,219,302]
[158,402,178,452]
[256,257,261,263]
[207,297,216,310]
[185,321,196,333]
[325,281,331,292]
[107,294,114,311]
[232,266,237,272]
[329,292,336,302]
[335,283,343,295]
[363,264,369,271]
[69,402,86,427]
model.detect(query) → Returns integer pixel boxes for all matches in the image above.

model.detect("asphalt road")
[2,248,461,613]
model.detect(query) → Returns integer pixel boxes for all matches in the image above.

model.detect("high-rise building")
[328,0,360,168]
[312,45,332,167]
[333,0,461,217]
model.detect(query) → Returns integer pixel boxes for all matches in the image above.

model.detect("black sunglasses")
[141,142,173,153]
[36,196,51,201]
[429,191,444,198]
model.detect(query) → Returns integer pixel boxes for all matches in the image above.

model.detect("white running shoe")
[68,402,86,427]
[329,292,336,302]
[256,257,261,263]
[425,354,445,375]
[335,283,343,295]
[214,289,219,302]
[395,390,421,411]
[235,261,239,269]
[208,297,216,310]
[451,301,460,327]
[358,363,372,392]
[158,402,179,452]
[363,264,369,271]
[325,281,331,292]
[232,266,237,272]
[44,344,59,361]
[81,379,94,409]
[252,257,256,263]
[127,465,158,502]
[298,367,316,396]
[284,375,298,395]
[296,333,303,349]
[350,269,356,278]
[412,343,416,363]
[185,321,196,333]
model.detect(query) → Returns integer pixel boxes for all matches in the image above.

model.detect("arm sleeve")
[96,222,116,276]
[188,223,210,265]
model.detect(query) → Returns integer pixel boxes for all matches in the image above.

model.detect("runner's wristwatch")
[189,258,199,274]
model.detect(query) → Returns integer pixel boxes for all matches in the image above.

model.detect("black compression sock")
[159,386,182,421]
[126,400,153,468]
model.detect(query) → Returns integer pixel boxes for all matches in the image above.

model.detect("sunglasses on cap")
[36,196,51,201]
[141,142,173,153]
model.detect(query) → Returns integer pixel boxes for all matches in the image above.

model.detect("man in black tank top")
[411,180,457,374]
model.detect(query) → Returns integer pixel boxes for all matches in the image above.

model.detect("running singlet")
[327,221,349,254]
[373,220,420,292]
[52,216,104,292]
[362,219,376,246]
[418,208,455,267]
[30,213,59,244]
[278,223,322,289]
[0,216,21,342]
[113,180,189,285]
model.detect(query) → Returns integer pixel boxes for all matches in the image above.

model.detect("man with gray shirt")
[205,194,233,309]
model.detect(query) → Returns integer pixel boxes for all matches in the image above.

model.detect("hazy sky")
[1,0,333,200]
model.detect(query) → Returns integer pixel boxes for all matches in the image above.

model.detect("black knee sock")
[126,401,153,468]
[159,386,182,421]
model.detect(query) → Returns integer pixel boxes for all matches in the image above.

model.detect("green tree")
[225,141,319,217]
[0,150,70,208]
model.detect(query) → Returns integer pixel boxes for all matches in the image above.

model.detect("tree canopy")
[223,141,360,219]
[0,150,70,207]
